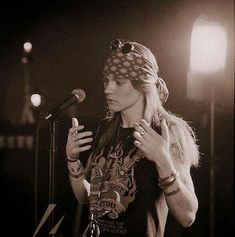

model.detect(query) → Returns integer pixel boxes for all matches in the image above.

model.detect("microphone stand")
[48,118,58,233]
[32,116,66,237]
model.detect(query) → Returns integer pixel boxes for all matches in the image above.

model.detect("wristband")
[158,171,178,187]
[66,156,78,162]
[164,185,181,196]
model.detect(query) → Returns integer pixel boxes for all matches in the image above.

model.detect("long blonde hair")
[130,42,200,168]
[102,41,200,168]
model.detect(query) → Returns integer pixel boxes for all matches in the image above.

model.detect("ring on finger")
[140,131,145,136]
[72,131,78,140]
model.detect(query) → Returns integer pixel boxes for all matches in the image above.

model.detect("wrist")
[154,153,175,176]
[67,159,84,179]
[158,171,182,196]
[66,156,78,162]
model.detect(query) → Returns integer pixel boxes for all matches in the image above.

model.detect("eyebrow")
[116,77,126,81]
[101,76,126,82]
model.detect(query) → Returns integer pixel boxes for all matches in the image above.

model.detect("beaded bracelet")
[69,172,80,179]
[67,160,84,179]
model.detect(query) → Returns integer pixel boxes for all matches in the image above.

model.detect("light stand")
[188,16,227,237]
[209,86,215,237]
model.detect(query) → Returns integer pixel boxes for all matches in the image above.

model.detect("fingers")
[137,119,168,141]
[139,119,154,134]
[72,117,79,127]
[72,144,92,153]
[67,117,93,158]
[133,130,145,143]
[133,118,168,147]
[134,119,153,139]
[134,140,142,148]
[161,119,169,141]
[75,137,93,146]
[69,125,84,135]
[72,130,93,140]
[70,117,80,135]
[133,140,146,154]
[133,122,145,134]
[133,120,153,147]
[133,118,170,162]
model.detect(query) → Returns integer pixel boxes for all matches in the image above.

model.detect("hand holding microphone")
[66,117,93,161]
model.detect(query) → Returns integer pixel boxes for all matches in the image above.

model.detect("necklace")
[109,126,132,159]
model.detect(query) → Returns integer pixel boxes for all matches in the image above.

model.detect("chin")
[108,106,121,113]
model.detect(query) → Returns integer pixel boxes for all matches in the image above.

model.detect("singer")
[65,39,200,237]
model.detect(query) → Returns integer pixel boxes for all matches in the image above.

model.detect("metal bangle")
[164,185,181,196]
[158,171,178,187]
[159,178,176,189]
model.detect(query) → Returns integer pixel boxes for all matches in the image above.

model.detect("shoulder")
[165,114,200,168]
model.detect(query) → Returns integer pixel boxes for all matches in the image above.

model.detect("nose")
[104,80,115,95]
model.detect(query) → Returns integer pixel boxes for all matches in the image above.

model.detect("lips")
[106,97,117,103]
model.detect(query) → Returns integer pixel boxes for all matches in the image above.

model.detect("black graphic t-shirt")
[86,119,165,237]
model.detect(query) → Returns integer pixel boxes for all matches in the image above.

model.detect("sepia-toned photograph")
[0,1,233,236]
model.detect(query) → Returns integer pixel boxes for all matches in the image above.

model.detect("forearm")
[156,155,198,227]
[67,159,90,204]
[164,177,198,227]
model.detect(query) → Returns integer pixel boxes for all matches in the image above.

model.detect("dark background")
[0,0,233,236]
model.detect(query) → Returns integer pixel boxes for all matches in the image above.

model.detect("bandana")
[102,43,169,103]
[102,48,156,81]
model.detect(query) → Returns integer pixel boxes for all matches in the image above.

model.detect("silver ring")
[72,131,78,140]
[140,131,145,136]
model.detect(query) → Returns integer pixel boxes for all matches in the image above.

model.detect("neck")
[120,97,145,128]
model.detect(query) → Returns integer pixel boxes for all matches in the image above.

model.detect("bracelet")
[66,156,78,162]
[67,160,84,179]
[68,168,84,179]
[158,171,178,188]
[69,172,80,179]
[164,185,181,196]
[158,178,176,189]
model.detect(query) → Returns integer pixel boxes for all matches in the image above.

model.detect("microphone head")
[72,88,86,103]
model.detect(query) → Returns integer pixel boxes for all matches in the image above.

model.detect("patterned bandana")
[101,40,169,103]
[102,48,156,82]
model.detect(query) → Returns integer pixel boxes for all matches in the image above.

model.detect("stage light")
[31,94,42,107]
[189,16,227,237]
[23,42,33,53]
[190,17,227,74]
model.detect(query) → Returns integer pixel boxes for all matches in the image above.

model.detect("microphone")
[45,88,86,120]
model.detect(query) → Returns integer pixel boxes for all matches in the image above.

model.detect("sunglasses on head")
[110,39,134,54]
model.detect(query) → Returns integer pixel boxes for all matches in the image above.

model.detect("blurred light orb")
[31,94,41,107]
[190,17,227,74]
[21,57,28,64]
[23,42,32,53]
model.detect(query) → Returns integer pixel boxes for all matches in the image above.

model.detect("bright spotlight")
[190,17,227,74]
[23,42,33,53]
[31,94,42,107]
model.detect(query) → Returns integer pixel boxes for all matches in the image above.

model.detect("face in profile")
[102,75,144,113]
